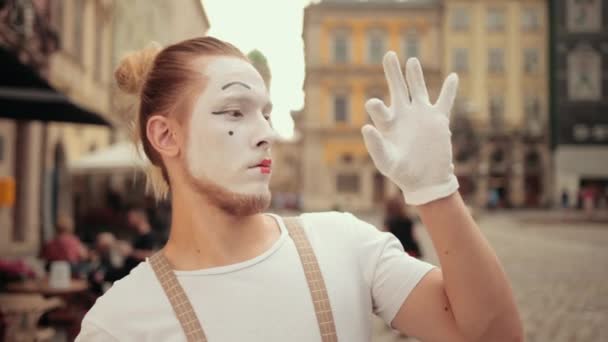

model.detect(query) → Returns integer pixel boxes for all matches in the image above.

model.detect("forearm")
[417,192,522,341]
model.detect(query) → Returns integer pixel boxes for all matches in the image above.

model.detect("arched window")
[403,28,420,59]
[332,29,350,63]
[367,28,386,64]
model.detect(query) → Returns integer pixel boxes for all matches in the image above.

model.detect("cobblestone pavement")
[362,211,608,342]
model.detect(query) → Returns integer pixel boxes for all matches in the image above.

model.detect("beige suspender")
[283,217,338,342]
[149,252,208,342]
[149,216,338,342]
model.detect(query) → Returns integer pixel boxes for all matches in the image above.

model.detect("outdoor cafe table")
[5,278,88,295]
[5,278,90,339]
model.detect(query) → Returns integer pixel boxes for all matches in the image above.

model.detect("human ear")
[146,115,181,159]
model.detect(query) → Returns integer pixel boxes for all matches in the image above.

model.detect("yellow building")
[301,0,442,211]
[443,0,550,208]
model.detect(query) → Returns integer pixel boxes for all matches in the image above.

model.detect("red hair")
[114,37,247,198]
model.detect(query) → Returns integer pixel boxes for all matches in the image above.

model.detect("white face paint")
[185,57,278,196]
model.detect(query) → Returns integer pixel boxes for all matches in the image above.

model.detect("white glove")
[362,52,459,205]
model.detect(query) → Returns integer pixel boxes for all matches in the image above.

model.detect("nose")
[252,115,279,150]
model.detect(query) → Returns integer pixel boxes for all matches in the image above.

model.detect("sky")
[203,0,315,139]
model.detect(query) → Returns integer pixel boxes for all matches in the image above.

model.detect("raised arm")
[362,52,523,341]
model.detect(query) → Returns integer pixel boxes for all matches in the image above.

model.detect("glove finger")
[435,73,459,117]
[365,98,392,129]
[406,58,430,104]
[383,51,409,107]
[361,124,392,169]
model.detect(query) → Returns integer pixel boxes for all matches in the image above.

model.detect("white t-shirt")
[77,212,434,341]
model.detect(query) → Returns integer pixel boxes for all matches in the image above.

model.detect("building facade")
[0,0,210,257]
[442,0,550,208]
[0,0,109,256]
[44,0,116,233]
[550,0,608,207]
[51,0,210,223]
[301,0,442,211]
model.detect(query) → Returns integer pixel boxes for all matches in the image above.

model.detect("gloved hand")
[362,51,459,205]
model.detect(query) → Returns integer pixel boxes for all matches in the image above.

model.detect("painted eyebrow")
[221,81,251,90]
[211,97,273,116]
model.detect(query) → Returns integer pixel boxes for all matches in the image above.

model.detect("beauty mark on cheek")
[229,131,234,136]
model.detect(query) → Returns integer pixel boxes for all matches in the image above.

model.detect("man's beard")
[183,167,271,217]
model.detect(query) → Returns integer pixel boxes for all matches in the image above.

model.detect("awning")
[69,141,149,173]
[0,48,111,126]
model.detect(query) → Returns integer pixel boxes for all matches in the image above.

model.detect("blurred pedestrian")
[582,186,595,218]
[122,208,160,272]
[561,189,570,209]
[384,195,422,258]
[488,188,500,209]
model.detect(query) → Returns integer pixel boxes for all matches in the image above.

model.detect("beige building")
[443,0,551,208]
[49,0,210,218]
[0,0,111,256]
[111,0,210,138]
[300,0,443,211]
[48,0,210,168]
[0,0,209,257]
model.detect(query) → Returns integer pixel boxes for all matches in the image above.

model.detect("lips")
[250,158,272,174]
[258,159,272,167]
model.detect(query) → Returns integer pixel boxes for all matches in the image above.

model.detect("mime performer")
[77,36,522,342]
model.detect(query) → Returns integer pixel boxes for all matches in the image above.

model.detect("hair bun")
[114,42,162,95]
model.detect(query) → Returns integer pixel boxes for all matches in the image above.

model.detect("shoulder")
[82,261,168,331]
[297,211,385,241]
[292,211,391,257]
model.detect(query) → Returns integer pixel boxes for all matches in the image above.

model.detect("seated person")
[42,214,88,275]
[88,233,132,294]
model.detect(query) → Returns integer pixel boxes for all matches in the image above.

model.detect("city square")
[364,211,608,342]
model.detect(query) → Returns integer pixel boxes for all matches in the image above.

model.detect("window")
[489,96,504,130]
[523,48,539,74]
[568,44,602,100]
[94,12,104,82]
[333,94,349,123]
[453,48,468,72]
[524,97,542,135]
[403,29,419,59]
[524,97,541,120]
[522,7,540,31]
[487,8,505,32]
[367,29,385,64]
[451,7,470,31]
[336,174,360,193]
[567,0,602,32]
[332,30,350,63]
[73,0,84,61]
[488,48,504,73]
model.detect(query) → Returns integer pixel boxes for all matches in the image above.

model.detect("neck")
[163,185,279,271]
